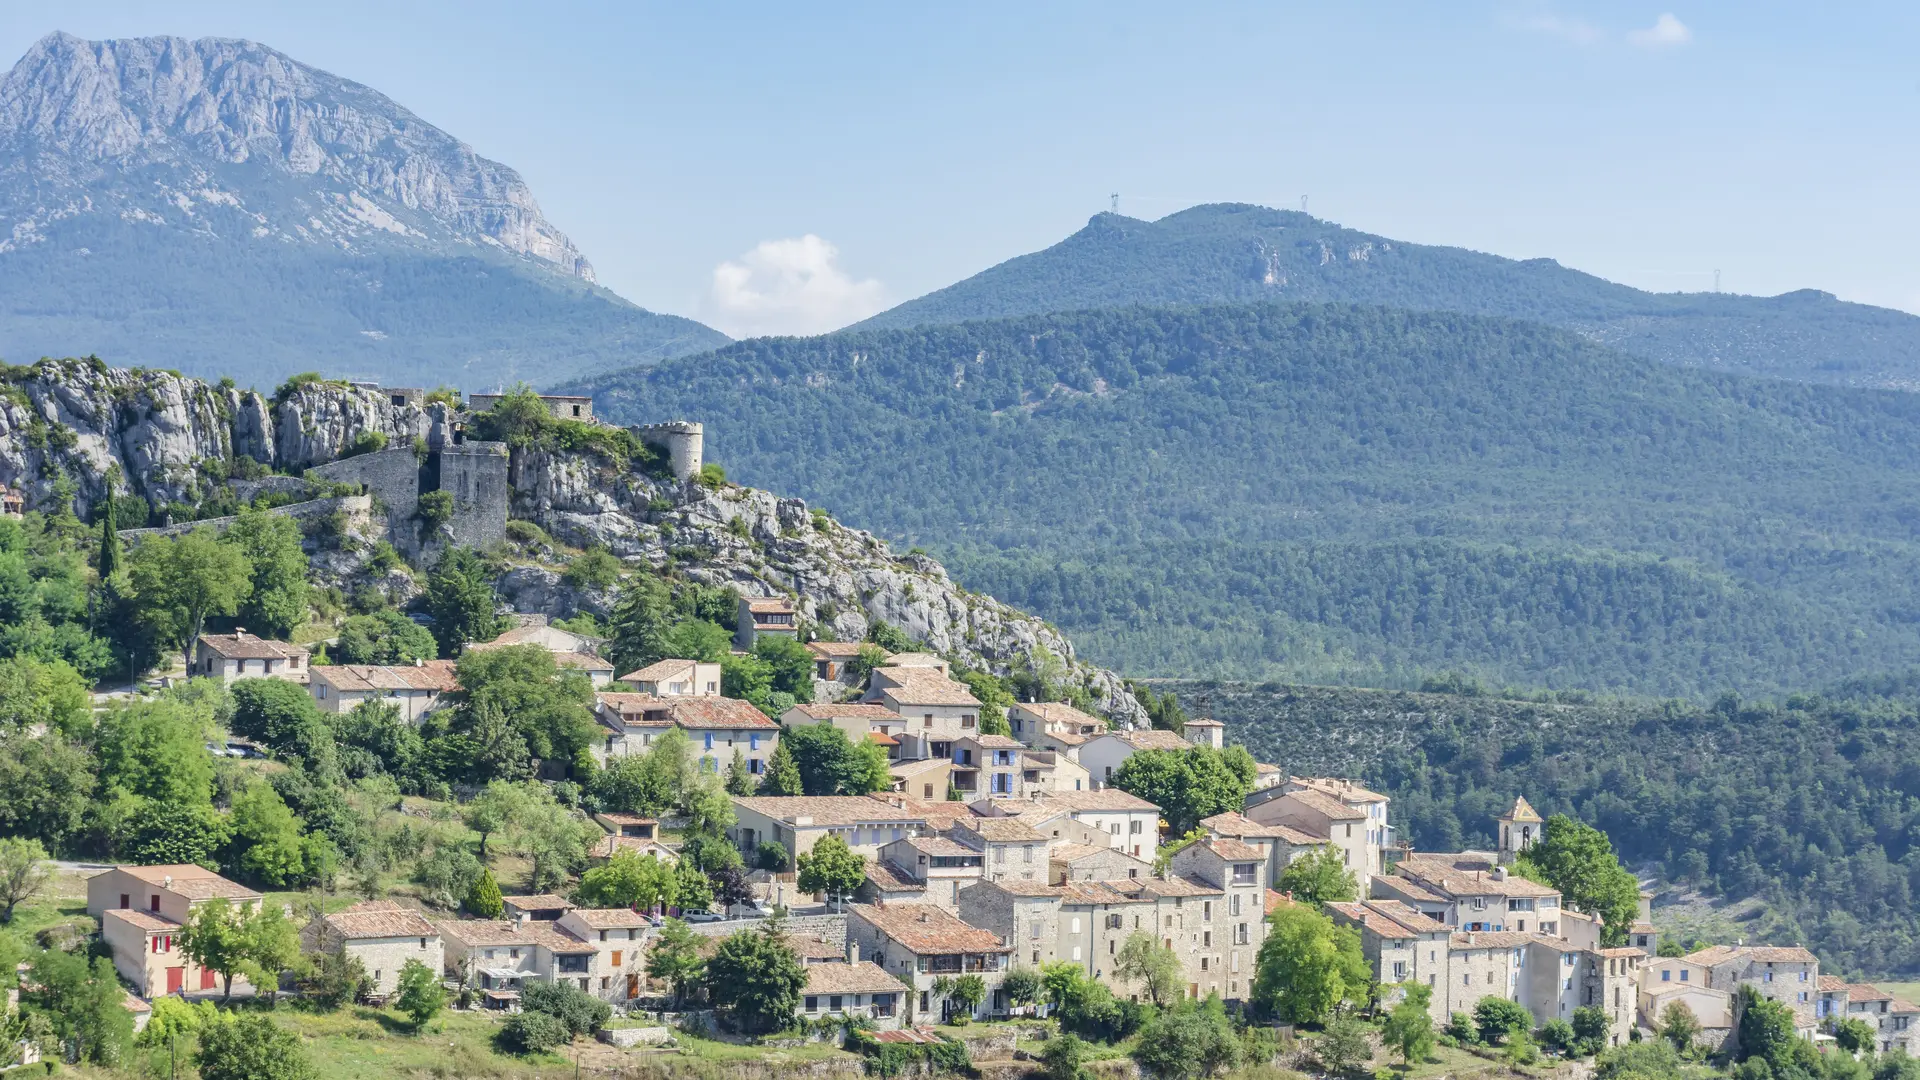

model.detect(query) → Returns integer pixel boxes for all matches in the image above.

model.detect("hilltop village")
[0,384,1913,1080]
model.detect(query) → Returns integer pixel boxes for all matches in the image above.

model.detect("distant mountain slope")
[572,302,1920,695]
[0,32,726,388]
[857,203,1920,390]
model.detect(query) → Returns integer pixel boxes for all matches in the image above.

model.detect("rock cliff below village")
[0,359,1147,725]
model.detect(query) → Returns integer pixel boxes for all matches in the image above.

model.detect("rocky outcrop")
[0,358,257,514]
[510,444,1149,726]
[0,32,594,278]
[272,381,434,470]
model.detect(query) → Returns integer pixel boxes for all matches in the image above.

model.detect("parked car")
[681,911,726,924]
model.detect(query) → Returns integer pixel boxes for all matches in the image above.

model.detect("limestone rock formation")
[0,32,592,277]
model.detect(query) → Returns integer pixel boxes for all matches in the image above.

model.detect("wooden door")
[166,967,184,994]
[200,968,217,990]
[626,974,639,999]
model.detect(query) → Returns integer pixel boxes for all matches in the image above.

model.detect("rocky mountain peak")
[0,30,593,278]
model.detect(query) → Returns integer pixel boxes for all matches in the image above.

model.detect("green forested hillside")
[1174,678,1920,978]
[576,302,1920,695]
[857,203,1920,390]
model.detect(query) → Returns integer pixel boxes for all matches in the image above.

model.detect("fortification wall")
[120,495,372,540]
[632,421,703,481]
[310,448,425,550]
[435,441,510,549]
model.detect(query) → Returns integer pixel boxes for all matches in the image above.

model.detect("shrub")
[563,546,621,590]
[504,520,549,547]
[698,462,727,487]
[415,490,453,530]
[341,430,388,458]
[756,841,792,871]
[500,1010,572,1054]
[520,980,610,1036]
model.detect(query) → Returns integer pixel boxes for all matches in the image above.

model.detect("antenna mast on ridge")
[1300,195,1309,213]
[1110,193,1119,213]
[1714,269,1721,293]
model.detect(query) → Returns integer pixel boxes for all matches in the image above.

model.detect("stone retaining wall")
[119,495,371,539]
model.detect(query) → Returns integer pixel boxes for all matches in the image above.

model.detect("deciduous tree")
[648,918,707,1007]
[796,834,866,909]
[1514,814,1641,946]
[1382,983,1435,1064]
[424,546,503,658]
[1276,845,1359,907]
[0,837,51,924]
[395,958,446,1030]
[195,1012,316,1080]
[225,509,310,639]
[705,919,806,1033]
[1115,931,1182,1007]
[1252,902,1371,1025]
[127,527,253,656]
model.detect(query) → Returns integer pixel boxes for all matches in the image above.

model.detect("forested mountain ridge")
[1171,677,1920,979]
[857,202,1920,390]
[0,32,727,388]
[573,301,1920,696]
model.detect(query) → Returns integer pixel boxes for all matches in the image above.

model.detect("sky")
[5,2,1920,336]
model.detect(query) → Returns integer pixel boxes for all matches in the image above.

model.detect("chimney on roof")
[918,911,930,923]
[235,628,249,639]
[415,657,423,666]
[162,875,173,889]
[1466,932,1475,945]
[849,940,860,964]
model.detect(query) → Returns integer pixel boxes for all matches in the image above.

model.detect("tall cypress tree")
[96,496,121,580]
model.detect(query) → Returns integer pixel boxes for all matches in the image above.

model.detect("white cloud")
[1627,13,1692,48]
[1520,12,1603,45]
[702,235,886,338]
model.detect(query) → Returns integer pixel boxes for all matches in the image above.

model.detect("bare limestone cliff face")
[0,358,266,513]
[0,32,593,277]
[508,445,1149,726]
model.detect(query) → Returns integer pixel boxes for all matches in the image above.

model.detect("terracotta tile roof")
[1201,811,1294,840]
[105,908,180,932]
[1597,947,1645,958]
[806,642,870,659]
[568,908,653,929]
[733,795,929,827]
[882,653,944,668]
[1183,718,1224,728]
[1048,843,1111,864]
[1199,837,1268,862]
[550,652,615,673]
[791,934,850,961]
[324,901,438,939]
[1328,901,1418,940]
[197,632,306,660]
[503,894,574,913]
[1396,854,1559,898]
[952,817,1046,843]
[312,660,459,693]
[438,920,536,947]
[1061,881,1149,906]
[1041,730,1089,747]
[597,692,673,721]
[669,697,779,729]
[118,864,226,885]
[620,659,700,683]
[745,598,794,614]
[1265,889,1289,915]
[1256,763,1282,775]
[597,812,659,828]
[1686,945,1820,966]
[1820,976,1851,992]
[871,668,980,707]
[850,904,1008,954]
[1450,931,1542,949]
[1015,702,1105,730]
[1109,730,1191,752]
[523,924,595,953]
[865,863,923,892]
[904,836,980,858]
[966,734,1025,749]
[890,758,952,778]
[1363,900,1450,935]
[1892,1000,1920,1015]
[1289,777,1391,804]
[790,703,900,721]
[870,732,898,747]
[1631,921,1656,934]
[1275,787,1367,821]
[1034,789,1159,814]
[1133,875,1221,898]
[167,876,264,901]
[806,960,907,996]
[1371,874,1449,906]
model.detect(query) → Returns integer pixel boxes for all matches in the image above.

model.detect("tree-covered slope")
[575,302,1920,695]
[1171,678,1920,978]
[857,203,1920,390]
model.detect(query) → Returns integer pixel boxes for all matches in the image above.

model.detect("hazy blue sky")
[5,3,1918,335]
